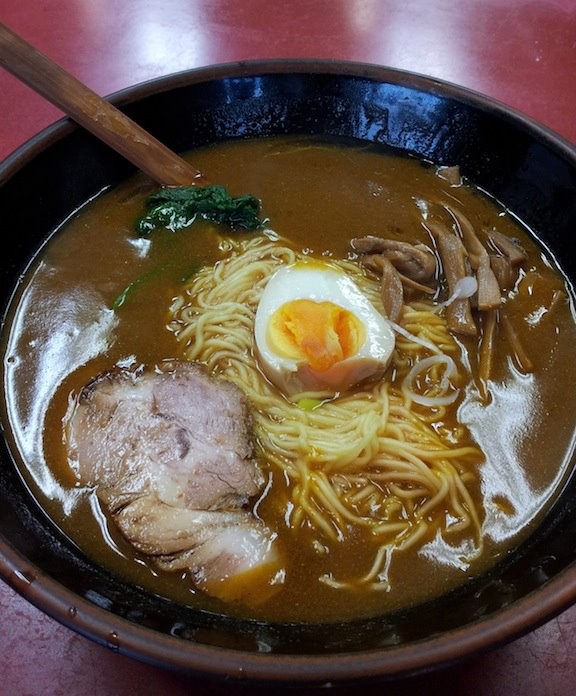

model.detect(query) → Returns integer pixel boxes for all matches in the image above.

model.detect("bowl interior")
[2,61,576,681]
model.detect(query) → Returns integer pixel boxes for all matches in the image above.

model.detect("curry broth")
[2,136,576,623]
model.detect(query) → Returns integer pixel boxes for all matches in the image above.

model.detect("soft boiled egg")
[254,259,395,397]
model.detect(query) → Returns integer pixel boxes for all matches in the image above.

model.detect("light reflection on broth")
[2,136,576,623]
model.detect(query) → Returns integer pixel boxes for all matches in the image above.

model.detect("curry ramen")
[2,136,575,622]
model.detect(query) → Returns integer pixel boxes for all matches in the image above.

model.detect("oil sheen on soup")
[2,136,576,623]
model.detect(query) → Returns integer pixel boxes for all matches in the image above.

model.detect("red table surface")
[1,1,576,694]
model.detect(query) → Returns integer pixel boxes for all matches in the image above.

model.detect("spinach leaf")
[111,261,201,310]
[111,265,167,309]
[136,184,263,235]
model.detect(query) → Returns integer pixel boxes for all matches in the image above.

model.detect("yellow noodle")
[168,236,484,589]
[397,521,431,550]
[347,482,379,504]
[371,521,413,536]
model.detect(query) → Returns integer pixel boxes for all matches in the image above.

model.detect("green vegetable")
[112,266,166,309]
[112,262,201,310]
[296,398,323,411]
[136,184,264,235]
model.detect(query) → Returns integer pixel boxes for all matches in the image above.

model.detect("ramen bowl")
[1,61,576,684]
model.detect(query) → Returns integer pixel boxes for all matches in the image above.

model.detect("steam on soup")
[2,136,576,623]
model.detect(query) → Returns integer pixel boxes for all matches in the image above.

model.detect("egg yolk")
[267,299,366,372]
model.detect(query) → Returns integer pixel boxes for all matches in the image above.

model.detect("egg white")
[254,261,395,396]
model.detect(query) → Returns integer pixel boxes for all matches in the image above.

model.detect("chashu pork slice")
[66,361,282,604]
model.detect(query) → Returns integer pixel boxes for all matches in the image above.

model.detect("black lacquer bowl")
[1,61,576,685]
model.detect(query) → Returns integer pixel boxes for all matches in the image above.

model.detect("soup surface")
[2,136,576,623]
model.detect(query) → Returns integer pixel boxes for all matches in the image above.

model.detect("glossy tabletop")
[1,1,576,694]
